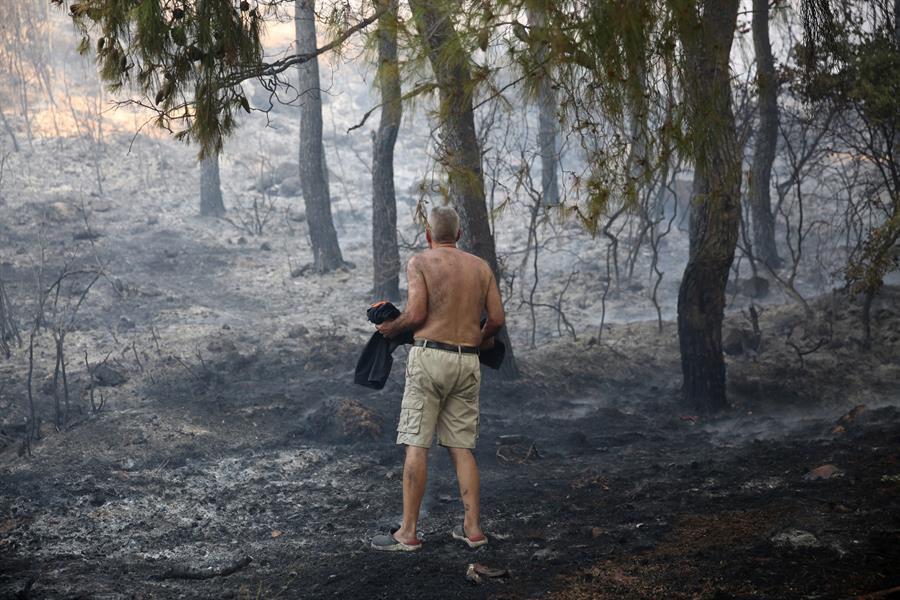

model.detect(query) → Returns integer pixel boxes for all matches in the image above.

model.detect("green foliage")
[462,0,715,228]
[65,0,265,156]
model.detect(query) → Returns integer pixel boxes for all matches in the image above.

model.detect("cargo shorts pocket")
[397,394,425,434]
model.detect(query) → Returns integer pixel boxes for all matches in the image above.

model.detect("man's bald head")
[428,206,460,244]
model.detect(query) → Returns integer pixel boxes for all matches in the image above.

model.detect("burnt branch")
[155,556,253,580]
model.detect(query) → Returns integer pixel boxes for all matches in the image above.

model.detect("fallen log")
[155,556,252,580]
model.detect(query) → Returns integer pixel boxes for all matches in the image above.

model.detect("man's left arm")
[377,257,428,338]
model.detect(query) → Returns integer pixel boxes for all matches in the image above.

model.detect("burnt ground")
[0,134,898,599]
[1,277,899,599]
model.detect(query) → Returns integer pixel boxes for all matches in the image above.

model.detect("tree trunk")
[409,0,519,378]
[295,0,345,272]
[527,7,560,207]
[749,0,781,268]
[200,152,226,217]
[371,0,402,301]
[895,0,900,46]
[0,273,18,359]
[0,108,19,153]
[674,0,742,413]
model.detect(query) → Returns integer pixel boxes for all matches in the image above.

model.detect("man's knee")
[405,445,429,461]
[447,446,473,464]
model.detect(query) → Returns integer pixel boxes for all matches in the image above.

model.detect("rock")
[259,242,273,251]
[73,229,102,241]
[472,564,510,579]
[278,176,302,197]
[91,364,127,387]
[306,399,383,442]
[739,276,770,299]
[273,161,297,183]
[46,201,75,221]
[40,375,56,396]
[530,548,560,561]
[566,430,590,448]
[206,338,237,353]
[254,172,277,192]
[803,464,843,481]
[117,316,135,331]
[465,564,482,584]
[723,327,759,356]
[227,349,259,370]
[834,404,866,431]
[91,199,114,213]
[287,325,309,339]
[771,529,821,549]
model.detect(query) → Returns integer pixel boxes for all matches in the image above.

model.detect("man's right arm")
[481,269,505,345]
[376,256,428,338]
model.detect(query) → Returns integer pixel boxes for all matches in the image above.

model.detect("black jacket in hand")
[354,301,505,390]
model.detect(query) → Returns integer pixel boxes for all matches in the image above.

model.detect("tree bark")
[0,108,19,153]
[749,0,781,268]
[674,0,742,413]
[895,0,900,46]
[371,0,402,301]
[200,152,226,217]
[527,6,560,207]
[409,0,519,378]
[295,0,345,272]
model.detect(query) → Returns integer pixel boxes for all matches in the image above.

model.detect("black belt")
[414,339,479,354]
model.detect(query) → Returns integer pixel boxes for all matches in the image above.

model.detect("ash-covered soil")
[1,272,899,599]
[0,132,898,598]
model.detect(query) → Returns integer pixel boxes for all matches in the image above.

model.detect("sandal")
[371,527,422,552]
[451,524,488,548]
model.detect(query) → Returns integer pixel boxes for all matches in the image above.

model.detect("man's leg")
[394,445,428,542]
[448,447,483,539]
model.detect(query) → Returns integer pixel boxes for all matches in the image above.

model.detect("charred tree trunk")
[371,0,402,301]
[749,0,781,268]
[200,152,226,217]
[0,109,19,153]
[675,0,742,413]
[528,7,560,207]
[295,0,345,272]
[0,273,18,359]
[896,0,900,46]
[409,0,518,378]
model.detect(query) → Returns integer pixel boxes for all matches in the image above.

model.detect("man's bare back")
[411,247,494,347]
[375,241,505,349]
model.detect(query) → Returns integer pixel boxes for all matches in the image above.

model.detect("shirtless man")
[370,206,505,552]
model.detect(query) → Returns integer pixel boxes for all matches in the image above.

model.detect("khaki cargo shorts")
[396,345,481,449]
